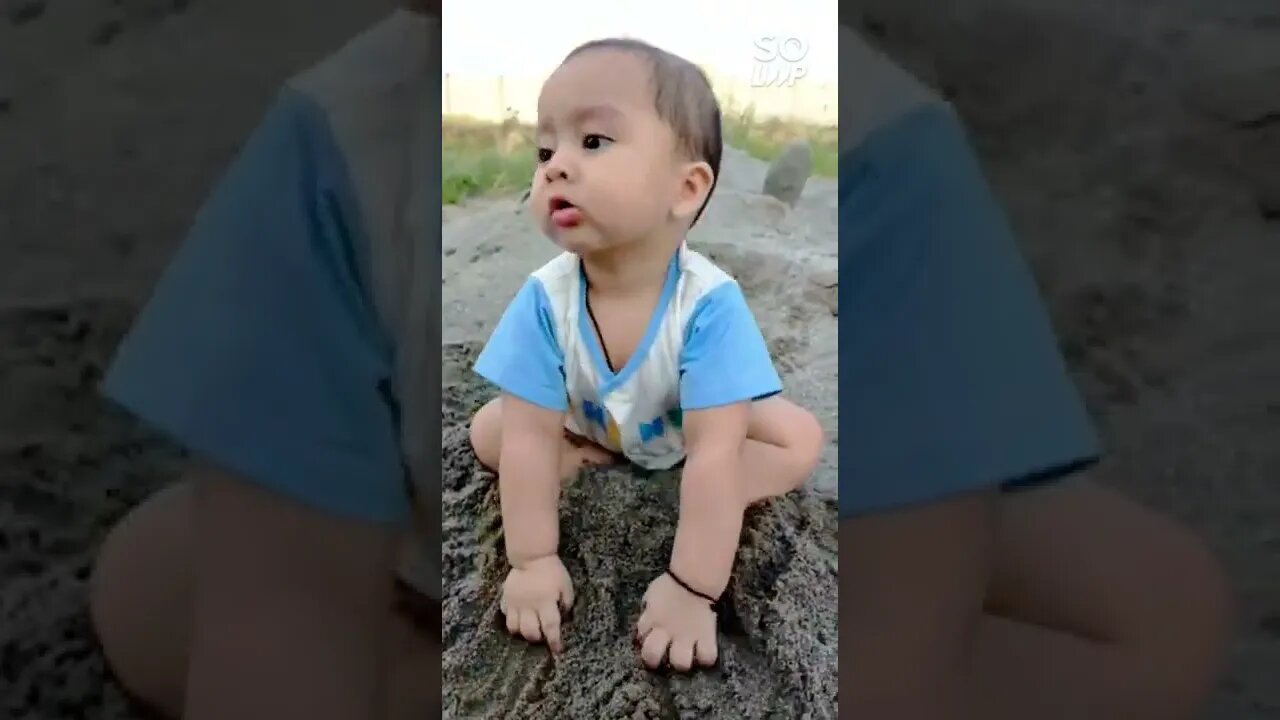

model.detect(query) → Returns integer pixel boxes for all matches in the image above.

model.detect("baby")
[467,38,824,673]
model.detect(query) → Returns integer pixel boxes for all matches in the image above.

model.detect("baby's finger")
[642,581,656,606]
[519,610,544,644]
[640,628,671,670]
[694,636,719,667]
[668,638,695,672]
[559,577,575,611]
[537,601,563,653]
[505,604,522,635]
[635,609,655,642]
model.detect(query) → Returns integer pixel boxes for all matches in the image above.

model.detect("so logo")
[751,35,809,87]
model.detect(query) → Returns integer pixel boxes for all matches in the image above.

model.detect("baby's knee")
[786,406,825,486]
[1164,536,1233,683]
[1130,531,1233,716]
[88,483,193,715]
[798,406,825,455]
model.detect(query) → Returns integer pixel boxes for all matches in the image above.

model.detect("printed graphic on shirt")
[580,399,624,448]
[580,398,670,448]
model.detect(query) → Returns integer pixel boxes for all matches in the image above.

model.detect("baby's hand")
[499,555,574,653]
[635,573,719,672]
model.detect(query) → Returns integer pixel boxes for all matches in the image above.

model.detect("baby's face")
[532,50,685,254]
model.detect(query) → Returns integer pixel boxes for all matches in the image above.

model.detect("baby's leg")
[737,396,825,505]
[970,480,1231,718]
[839,479,1232,719]
[468,396,617,481]
[89,479,443,720]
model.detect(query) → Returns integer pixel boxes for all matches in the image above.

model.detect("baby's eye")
[536,147,553,163]
[583,134,613,151]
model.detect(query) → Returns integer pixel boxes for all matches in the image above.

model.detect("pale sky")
[442,0,838,83]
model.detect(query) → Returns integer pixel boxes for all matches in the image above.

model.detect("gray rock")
[761,140,812,207]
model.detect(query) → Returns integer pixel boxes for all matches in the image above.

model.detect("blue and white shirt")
[475,243,782,469]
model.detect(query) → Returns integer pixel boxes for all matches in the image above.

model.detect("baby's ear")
[671,160,714,223]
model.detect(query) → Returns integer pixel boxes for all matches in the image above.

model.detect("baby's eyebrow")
[570,103,623,124]
[537,103,624,133]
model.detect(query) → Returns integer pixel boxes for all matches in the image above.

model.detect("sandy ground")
[1,0,1278,718]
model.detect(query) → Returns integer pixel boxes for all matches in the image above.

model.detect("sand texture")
[440,365,838,719]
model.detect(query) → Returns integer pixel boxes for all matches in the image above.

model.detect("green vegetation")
[442,113,537,205]
[720,100,838,179]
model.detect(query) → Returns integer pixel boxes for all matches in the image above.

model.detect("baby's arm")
[667,402,752,599]
[669,281,784,598]
[496,395,565,566]
[472,276,573,565]
[473,278,577,650]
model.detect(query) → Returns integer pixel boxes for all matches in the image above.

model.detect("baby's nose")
[542,151,575,182]
[543,161,570,182]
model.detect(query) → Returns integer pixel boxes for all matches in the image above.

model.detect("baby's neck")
[580,235,681,297]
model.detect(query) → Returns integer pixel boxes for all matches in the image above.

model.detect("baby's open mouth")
[549,197,582,228]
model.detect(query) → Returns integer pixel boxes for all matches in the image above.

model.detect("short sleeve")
[102,87,409,524]
[838,102,1101,519]
[679,282,783,410]
[474,278,568,412]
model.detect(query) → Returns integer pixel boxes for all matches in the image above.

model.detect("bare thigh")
[989,479,1230,641]
[988,480,1230,661]
[88,480,441,719]
[743,396,820,446]
[839,478,1231,719]
[978,478,1232,717]
[738,396,825,503]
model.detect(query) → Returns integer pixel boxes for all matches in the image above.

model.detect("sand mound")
[440,344,838,720]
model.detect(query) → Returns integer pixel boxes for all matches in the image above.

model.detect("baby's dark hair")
[562,38,722,227]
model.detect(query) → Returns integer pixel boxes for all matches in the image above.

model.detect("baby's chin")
[542,222,606,255]
[551,236,601,256]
